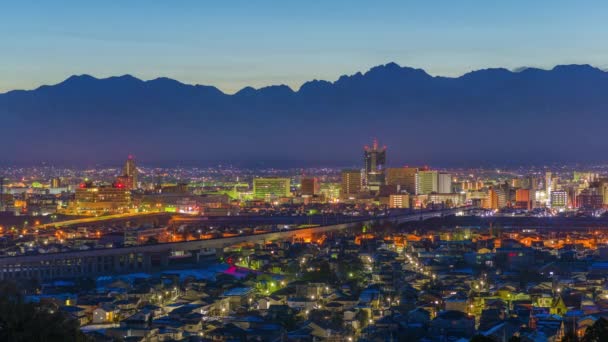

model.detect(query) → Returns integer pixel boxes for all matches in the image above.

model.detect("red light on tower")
[79,183,86,189]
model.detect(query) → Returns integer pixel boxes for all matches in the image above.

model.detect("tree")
[470,335,494,342]
[582,317,608,342]
[145,236,159,244]
[0,281,89,342]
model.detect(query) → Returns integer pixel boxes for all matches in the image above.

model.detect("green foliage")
[582,317,608,342]
[0,281,89,342]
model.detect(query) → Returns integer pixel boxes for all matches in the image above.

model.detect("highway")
[38,211,168,228]
[0,207,470,280]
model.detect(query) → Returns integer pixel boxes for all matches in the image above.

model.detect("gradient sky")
[1,0,608,94]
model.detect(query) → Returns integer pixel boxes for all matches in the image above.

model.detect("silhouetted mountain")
[1,63,608,166]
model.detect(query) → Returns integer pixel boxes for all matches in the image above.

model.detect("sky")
[1,0,608,94]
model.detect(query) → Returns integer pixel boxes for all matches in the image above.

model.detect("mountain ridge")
[3,62,604,96]
[1,62,608,166]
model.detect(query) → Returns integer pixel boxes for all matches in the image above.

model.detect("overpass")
[37,212,170,229]
[0,207,468,280]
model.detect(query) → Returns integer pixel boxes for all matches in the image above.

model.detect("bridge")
[0,207,468,280]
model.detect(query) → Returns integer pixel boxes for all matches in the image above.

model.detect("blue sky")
[1,0,607,93]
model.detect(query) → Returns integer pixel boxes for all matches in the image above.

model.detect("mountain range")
[1,62,608,166]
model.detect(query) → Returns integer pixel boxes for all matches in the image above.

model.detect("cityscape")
[2,141,608,341]
[4,1,608,342]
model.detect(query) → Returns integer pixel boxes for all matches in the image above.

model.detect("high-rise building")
[386,167,418,194]
[418,170,438,194]
[484,188,499,210]
[115,175,134,190]
[515,189,533,210]
[341,169,362,199]
[50,177,62,188]
[300,177,319,196]
[550,190,568,210]
[122,155,138,189]
[253,177,291,201]
[363,139,386,191]
[438,172,452,193]
[545,171,552,194]
[577,188,603,209]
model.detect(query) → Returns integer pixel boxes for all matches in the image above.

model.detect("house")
[221,287,254,312]
[429,310,475,340]
[258,295,285,310]
[60,305,89,326]
[92,303,120,324]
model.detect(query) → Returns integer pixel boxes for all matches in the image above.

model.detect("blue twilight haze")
[2,1,608,166]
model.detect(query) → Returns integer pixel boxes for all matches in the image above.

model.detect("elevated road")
[0,207,469,280]
[38,212,169,229]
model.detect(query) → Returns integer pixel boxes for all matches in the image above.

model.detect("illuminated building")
[319,183,341,202]
[115,175,134,190]
[597,178,608,206]
[386,167,418,194]
[418,170,437,194]
[50,177,62,188]
[418,170,447,194]
[550,190,568,210]
[545,171,552,194]
[461,180,484,191]
[122,155,138,189]
[64,183,131,216]
[300,177,319,196]
[438,172,452,193]
[340,170,362,199]
[573,171,597,183]
[253,177,291,201]
[363,139,386,191]
[577,188,603,209]
[515,189,533,210]
[389,194,409,208]
[483,188,499,210]
[427,193,465,207]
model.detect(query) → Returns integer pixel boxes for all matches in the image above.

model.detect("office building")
[122,155,138,189]
[341,170,362,199]
[386,167,418,194]
[428,193,465,207]
[483,188,499,210]
[50,177,62,188]
[515,189,533,210]
[577,188,604,209]
[300,177,319,196]
[253,178,291,201]
[550,190,568,210]
[418,170,438,194]
[389,194,410,209]
[63,183,131,216]
[438,172,452,193]
[319,183,341,202]
[363,139,386,191]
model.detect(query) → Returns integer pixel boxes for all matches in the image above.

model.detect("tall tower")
[122,155,138,189]
[364,139,386,192]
